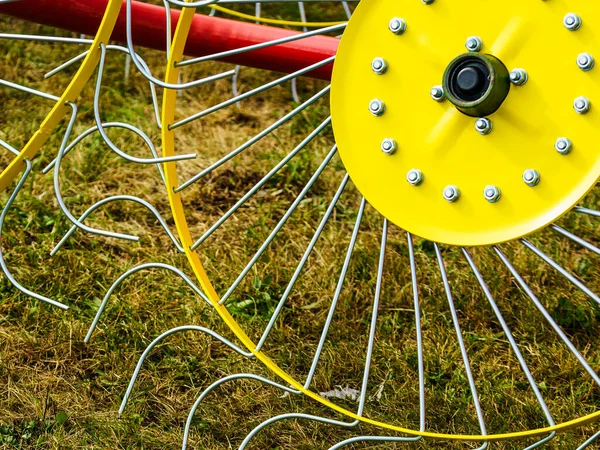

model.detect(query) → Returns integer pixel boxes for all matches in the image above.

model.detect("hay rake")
[1,0,600,448]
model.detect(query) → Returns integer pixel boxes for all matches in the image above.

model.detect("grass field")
[1,6,600,449]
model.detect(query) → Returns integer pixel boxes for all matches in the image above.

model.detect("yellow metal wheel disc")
[331,0,600,246]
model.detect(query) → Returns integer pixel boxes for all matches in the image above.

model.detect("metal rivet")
[443,185,461,202]
[484,185,501,203]
[407,169,424,186]
[371,57,388,75]
[574,96,591,114]
[564,13,582,31]
[369,99,386,116]
[476,118,493,135]
[381,138,397,155]
[389,18,407,35]
[577,53,595,71]
[430,85,445,102]
[509,68,528,86]
[555,137,573,155]
[466,36,483,52]
[523,169,541,187]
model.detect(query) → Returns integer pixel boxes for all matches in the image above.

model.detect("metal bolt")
[577,53,595,71]
[422,0,435,4]
[389,18,407,35]
[381,138,397,155]
[406,169,424,186]
[564,13,582,31]
[371,57,388,75]
[574,96,591,114]
[443,185,461,203]
[523,169,541,187]
[430,85,445,102]
[369,99,386,116]
[476,118,493,135]
[555,137,573,155]
[484,185,501,203]
[510,68,528,86]
[466,36,483,52]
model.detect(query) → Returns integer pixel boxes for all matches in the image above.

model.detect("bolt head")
[406,169,424,186]
[564,13,582,31]
[430,85,445,102]
[509,68,528,86]
[555,137,573,155]
[381,138,397,155]
[574,96,591,114]
[484,185,501,203]
[466,36,483,52]
[523,169,541,187]
[422,0,435,4]
[475,118,493,135]
[389,17,407,35]
[443,185,461,202]
[369,99,386,116]
[577,53,595,71]
[371,57,388,75]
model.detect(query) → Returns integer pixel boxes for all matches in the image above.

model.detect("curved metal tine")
[0,77,60,102]
[52,104,139,242]
[0,138,19,156]
[175,85,330,192]
[215,0,359,3]
[255,174,349,352]
[304,197,366,389]
[575,206,600,219]
[42,122,167,185]
[494,246,600,386]
[578,430,600,450]
[232,65,242,108]
[182,373,301,449]
[85,263,210,343]
[190,116,331,250]
[552,224,600,256]
[520,239,600,305]
[51,195,184,256]
[125,0,236,90]
[340,0,352,19]
[95,44,194,165]
[45,45,162,129]
[0,159,68,310]
[328,436,420,450]
[119,325,254,414]
[218,145,338,305]
[170,55,336,129]
[462,248,556,448]
[434,244,488,449]
[406,233,426,432]
[290,2,309,103]
[0,34,92,44]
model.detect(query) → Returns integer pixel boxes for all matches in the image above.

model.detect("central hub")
[443,53,510,117]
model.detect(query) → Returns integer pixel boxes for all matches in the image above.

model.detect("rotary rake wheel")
[1,0,600,448]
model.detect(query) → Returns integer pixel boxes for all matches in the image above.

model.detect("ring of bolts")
[371,8,591,203]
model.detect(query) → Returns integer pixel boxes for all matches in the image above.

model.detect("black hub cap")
[443,53,510,118]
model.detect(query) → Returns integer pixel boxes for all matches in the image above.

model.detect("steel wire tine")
[494,246,600,386]
[435,243,488,448]
[232,65,241,108]
[462,248,556,449]
[182,373,301,449]
[52,103,139,242]
[0,77,60,102]
[175,84,330,192]
[0,159,68,310]
[578,430,600,450]
[95,44,194,165]
[290,2,308,103]
[0,33,92,44]
[218,144,338,305]
[304,197,367,389]
[177,23,346,67]
[575,206,600,219]
[520,238,600,305]
[214,0,358,3]
[164,0,220,8]
[51,195,184,257]
[551,224,600,256]
[406,233,426,432]
[328,435,421,450]
[190,116,331,250]
[255,173,349,352]
[163,0,172,56]
[45,45,162,129]
[0,138,19,156]
[170,55,336,129]
[125,0,236,89]
[42,122,168,185]
[340,0,352,19]
[119,324,253,414]
[85,263,210,343]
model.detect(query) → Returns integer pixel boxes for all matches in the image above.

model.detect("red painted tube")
[0,0,338,80]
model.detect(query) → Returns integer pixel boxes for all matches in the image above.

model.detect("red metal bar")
[0,0,338,80]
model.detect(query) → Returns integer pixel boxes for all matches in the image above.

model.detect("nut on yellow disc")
[331,0,600,246]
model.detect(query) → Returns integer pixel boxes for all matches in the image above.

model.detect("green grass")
[1,11,600,450]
